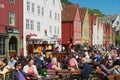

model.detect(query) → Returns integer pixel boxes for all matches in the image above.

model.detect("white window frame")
[49,10,52,18]
[9,11,15,26]
[30,20,34,30]
[49,25,52,33]
[41,7,44,15]
[31,3,35,12]
[27,1,30,11]
[26,19,29,29]
[37,22,40,31]
[38,5,40,14]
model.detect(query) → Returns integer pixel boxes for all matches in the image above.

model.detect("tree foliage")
[115,35,120,44]
[88,9,105,17]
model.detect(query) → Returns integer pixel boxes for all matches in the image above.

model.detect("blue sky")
[68,0,120,15]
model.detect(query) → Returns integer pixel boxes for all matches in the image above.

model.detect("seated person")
[9,61,30,80]
[69,54,78,69]
[106,59,114,69]
[23,59,39,79]
[47,57,61,70]
[8,56,16,68]
[0,60,11,80]
[98,59,117,76]
[81,57,90,79]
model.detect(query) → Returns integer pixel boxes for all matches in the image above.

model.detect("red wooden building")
[103,23,113,46]
[0,0,23,57]
[62,4,82,49]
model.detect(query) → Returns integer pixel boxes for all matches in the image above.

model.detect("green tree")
[115,35,120,44]
[88,9,105,17]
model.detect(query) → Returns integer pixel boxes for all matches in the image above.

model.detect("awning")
[26,33,42,40]
[29,36,42,40]
[42,36,50,41]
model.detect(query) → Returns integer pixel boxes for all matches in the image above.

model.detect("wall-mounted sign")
[7,29,13,33]
[0,4,4,8]
[13,30,19,34]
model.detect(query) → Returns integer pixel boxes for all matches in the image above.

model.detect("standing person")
[23,59,39,80]
[9,61,30,80]
[66,43,72,59]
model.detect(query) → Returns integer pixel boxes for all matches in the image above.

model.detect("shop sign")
[13,30,19,34]
[7,29,13,33]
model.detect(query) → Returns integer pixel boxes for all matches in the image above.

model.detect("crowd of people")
[0,44,120,80]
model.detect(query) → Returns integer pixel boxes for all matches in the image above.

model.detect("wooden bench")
[115,75,120,80]
[107,75,115,80]
[0,74,4,80]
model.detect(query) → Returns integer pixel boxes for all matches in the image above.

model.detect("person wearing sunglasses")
[9,61,30,80]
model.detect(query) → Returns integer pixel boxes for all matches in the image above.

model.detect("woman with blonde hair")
[47,57,61,70]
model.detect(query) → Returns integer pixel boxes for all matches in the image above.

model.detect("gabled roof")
[80,8,87,24]
[62,4,79,22]
[98,15,117,23]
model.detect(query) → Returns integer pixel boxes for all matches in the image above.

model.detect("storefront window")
[0,36,5,55]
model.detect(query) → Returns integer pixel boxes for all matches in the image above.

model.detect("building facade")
[62,4,82,49]
[23,0,62,56]
[0,0,23,57]
[80,8,89,45]
[98,21,104,45]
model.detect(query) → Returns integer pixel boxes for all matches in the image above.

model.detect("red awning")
[26,33,42,40]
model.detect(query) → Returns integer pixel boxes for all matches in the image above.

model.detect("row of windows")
[49,10,60,21]
[26,19,60,34]
[26,19,34,30]
[26,1,60,21]
[27,1,44,15]
[49,25,60,34]
[0,36,5,55]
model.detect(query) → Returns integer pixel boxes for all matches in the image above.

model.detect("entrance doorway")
[9,36,18,56]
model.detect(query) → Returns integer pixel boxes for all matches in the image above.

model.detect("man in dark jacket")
[81,57,90,80]
[9,61,30,80]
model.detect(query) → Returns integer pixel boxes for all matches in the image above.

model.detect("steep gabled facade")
[80,8,89,45]
[112,14,120,46]
[112,15,120,34]
[99,15,117,46]
[62,4,82,49]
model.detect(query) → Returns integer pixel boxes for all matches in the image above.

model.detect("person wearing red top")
[23,59,39,80]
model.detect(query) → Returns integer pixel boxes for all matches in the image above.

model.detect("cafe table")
[71,69,81,79]
[47,69,72,80]
[38,75,59,80]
